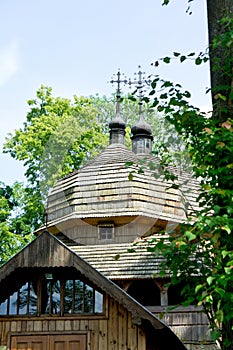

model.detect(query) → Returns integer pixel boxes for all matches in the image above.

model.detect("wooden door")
[10,334,86,350]
[50,335,86,350]
[10,335,47,350]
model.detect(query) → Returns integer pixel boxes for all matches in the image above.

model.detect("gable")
[0,230,186,349]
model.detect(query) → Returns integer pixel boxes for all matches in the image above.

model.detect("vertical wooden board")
[108,298,119,350]
[10,321,17,332]
[88,320,98,350]
[42,319,48,332]
[72,319,80,331]
[48,320,56,332]
[26,320,34,332]
[16,321,22,332]
[33,320,42,332]
[98,319,108,350]
[56,320,64,332]
[1,320,10,344]
[79,320,89,333]
[137,327,146,350]
[64,319,72,331]
[118,304,127,350]
[127,313,138,350]
[21,321,26,333]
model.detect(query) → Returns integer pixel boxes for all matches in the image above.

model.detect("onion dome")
[131,116,153,154]
[109,114,126,130]
[109,112,126,145]
[131,115,152,136]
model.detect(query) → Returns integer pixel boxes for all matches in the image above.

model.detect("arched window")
[0,267,104,316]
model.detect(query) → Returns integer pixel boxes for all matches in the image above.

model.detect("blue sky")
[0,0,211,184]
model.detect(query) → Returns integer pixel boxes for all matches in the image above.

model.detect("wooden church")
[0,73,216,349]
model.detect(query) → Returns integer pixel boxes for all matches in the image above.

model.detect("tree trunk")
[207,2,233,350]
[206,0,233,122]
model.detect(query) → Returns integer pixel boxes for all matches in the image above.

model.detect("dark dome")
[131,116,152,136]
[109,114,126,129]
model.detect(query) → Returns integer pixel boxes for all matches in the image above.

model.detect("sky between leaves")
[0,0,211,184]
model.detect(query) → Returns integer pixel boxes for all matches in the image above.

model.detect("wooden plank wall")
[150,308,217,350]
[0,297,147,350]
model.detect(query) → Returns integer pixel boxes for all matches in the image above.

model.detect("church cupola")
[129,66,153,154]
[131,115,153,154]
[109,114,126,145]
[109,70,127,145]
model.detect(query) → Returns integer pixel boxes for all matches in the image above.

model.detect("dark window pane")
[99,225,114,240]
[74,280,83,314]
[45,280,60,314]
[64,280,73,314]
[28,281,37,315]
[84,285,93,313]
[51,280,60,314]
[18,282,29,315]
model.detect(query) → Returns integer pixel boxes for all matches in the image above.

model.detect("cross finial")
[128,65,151,115]
[110,69,128,115]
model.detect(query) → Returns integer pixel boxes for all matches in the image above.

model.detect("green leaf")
[206,276,215,286]
[195,284,203,293]
[215,288,226,298]
[180,55,186,62]
[224,267,232,274]
[169,184,179,190]
[222,225,231,234]
[210,330,221,342]
[152,99,159,107]
[173,52,180,57]
[138,167,144,174]
[149,89,155,96]
[160,93,168,99]
[151,77,159,89]
[214,93,227,101]
[185,231,196,241]
[222,250,229,258]
[127,248,136,253]
[128,95,137,102]
[216,310,224,323]
[128,171,134,181]
[157,105,164,112]
[163,57,171,64]
[195,57,202,65]
[114,254,121,261]
[184,91,191,98]
[125,161,134,167]
[162,81,173,88]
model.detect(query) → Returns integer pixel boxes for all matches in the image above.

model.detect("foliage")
[146,13,233,350]
[4,86,108,194]
[3,86,108,226]
[0,182,34,265]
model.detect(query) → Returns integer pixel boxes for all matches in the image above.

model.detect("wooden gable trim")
[0,231,186,349]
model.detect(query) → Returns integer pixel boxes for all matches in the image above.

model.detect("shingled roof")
[46,143,200,229]
[70,238,168,280]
